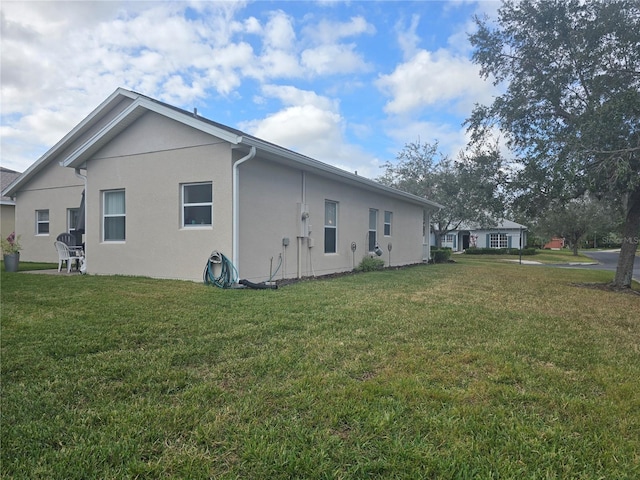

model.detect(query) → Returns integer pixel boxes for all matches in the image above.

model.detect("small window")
[324,200,337,254]
[490,233,508,249]
[68,208,79,233]
[384,211,392,236]
[36,210,49,235]
[103,190,126,241]
[182,183,212,227]
[368,208,378,252]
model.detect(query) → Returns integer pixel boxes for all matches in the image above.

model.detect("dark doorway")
[462,234,470,250]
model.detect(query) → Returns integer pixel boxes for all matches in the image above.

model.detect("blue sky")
[1,1,501,178]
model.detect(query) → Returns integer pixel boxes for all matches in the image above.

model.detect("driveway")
[569,250,640,282]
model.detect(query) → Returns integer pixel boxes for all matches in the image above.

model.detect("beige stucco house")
[1,167,21,242]
[3,88,441,282]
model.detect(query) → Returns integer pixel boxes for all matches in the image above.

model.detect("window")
[36,210,49,235]
[384,211,392,236]
[490,233,508,248]
[324,200,337,254]
[103,190,125,241]
[67,208,79,233]
[182,182,212,227]
[368,208,378,252]
[443,234,455,243]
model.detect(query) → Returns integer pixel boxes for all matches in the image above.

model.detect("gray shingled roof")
[1,167,21,203]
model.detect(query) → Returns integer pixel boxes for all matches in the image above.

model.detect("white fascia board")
[63,97,242,169]
[3,88,137,197]
[239,136,443,211]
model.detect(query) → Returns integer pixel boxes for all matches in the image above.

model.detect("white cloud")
[395,14,421,60]
[376,49,494,116]
[304,15,376,43]
[301,43,371,75]
[240,85,380,177]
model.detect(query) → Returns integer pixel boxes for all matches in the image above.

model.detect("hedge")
[465,247,537,256]
[431,248,452,263]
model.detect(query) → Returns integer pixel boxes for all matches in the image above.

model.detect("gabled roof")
[4,88,442,210]
[456,219,528,231]
[1,167,21,205]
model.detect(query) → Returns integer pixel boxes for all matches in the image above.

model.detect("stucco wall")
[85,112,234,281]
[238,157,427,282]
[13,161,84,263]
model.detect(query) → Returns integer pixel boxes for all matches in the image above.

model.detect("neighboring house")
[544,237,565,250]
[2,88,441,282]
[438,219,528,252]
[0,167,22,241]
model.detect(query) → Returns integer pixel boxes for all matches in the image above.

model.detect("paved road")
[570,250,640,282]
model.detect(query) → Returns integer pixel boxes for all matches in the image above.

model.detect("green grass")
[2,259,639,479]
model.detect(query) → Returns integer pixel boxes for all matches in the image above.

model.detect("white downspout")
[232,146,256,277]
[75,168,87,272]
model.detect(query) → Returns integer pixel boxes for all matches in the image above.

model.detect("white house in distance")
[439,219,528,252]
[3,88,442,282]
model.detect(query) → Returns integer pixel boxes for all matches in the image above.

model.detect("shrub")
[465,247,537,256]
[431,248,452,263]
[355,256,385,272]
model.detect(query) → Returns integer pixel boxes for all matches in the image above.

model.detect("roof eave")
[239,136,443,210]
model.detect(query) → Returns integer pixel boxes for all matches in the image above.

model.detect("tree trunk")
[612,189,640,289]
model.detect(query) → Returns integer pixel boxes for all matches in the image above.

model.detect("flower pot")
[3,252,20,272]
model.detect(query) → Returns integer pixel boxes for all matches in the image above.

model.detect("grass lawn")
[2,259,639,479]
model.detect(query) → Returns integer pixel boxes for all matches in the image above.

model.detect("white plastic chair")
[54,241,83,273]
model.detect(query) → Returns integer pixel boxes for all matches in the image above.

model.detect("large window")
[36,210,49,235]
[182,182,212,227]
[490,233,508,249]
[103,190,126,241]
[324,200,337,254]
[384,211,393,236]
[368,208,378,252]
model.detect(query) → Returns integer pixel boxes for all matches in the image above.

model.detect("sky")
[0,0,502,179]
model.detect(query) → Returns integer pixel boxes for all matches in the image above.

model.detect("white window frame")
[182,182,213,228]
[324,200,338,254]
[67,208,79,233]
[368,208,378,252]
[103,189,126,242]
[490,233,508,249]
[384,211,392,236]
[36,209,49,235]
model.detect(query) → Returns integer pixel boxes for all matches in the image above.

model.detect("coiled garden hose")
[203,251,238,288]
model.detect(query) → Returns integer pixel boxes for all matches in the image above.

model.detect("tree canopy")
[378,140,507,246]
[468,0,640,288]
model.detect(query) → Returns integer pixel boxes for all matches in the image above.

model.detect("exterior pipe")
[74,168,88,272]
[232,146,257,277]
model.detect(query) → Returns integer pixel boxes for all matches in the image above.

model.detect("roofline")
[2,88,138,198]
[238,136,443,210]
[6,87,443,210]
[63,96,245,169]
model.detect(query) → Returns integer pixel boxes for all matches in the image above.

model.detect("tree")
[468,0,640,288]
[537,195,618,256]
[378,140,506,246]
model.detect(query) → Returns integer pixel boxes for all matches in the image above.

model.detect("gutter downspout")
[75,168,87,272]
[232,146,257,277]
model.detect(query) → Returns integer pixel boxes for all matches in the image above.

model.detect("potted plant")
[2,232,22,272]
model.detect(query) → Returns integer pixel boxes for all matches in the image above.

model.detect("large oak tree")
[467,0,640,288]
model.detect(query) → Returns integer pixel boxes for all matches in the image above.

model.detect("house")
[439,219,528,252]
[3,88,441,282]
[1,167,22,241]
